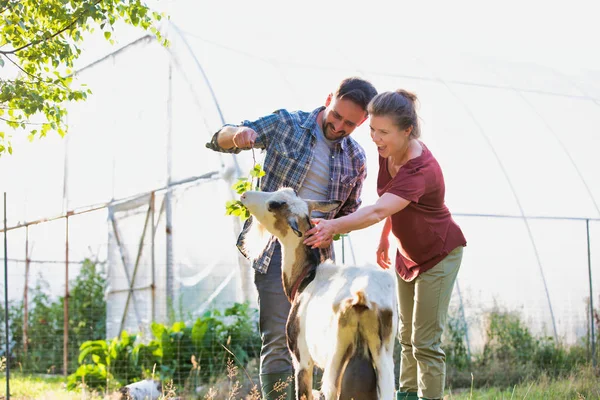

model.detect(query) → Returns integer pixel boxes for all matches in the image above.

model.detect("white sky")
[157,0,600,76]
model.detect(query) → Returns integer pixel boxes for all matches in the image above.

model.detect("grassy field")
[0,367,599,399]
[0,373,102,400]
[446,366,600,399]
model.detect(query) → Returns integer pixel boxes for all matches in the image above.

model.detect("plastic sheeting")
[1,4,599,353]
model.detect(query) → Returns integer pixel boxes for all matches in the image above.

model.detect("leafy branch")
[0,0,169,155]
[225,149,265,221]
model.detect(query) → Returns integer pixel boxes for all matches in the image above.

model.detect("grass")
[0,364,598,399]
[446,366,600,399]
[0,372,103,399]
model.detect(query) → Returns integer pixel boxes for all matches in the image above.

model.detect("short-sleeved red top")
[377,142,466,282]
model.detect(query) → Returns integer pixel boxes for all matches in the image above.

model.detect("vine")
[225,149,265,221]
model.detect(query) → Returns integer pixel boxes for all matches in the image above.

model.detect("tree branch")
[0,0,103,55]
[1,53,65,87]
[0,116,44,125]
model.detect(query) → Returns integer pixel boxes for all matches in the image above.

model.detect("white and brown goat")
[241,188,398,400]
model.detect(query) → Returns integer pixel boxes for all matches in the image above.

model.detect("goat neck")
[280,234,321,302]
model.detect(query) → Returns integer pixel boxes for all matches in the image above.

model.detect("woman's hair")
[367,89,421,139]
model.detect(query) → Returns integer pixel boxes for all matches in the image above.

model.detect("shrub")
[68,302,261,391]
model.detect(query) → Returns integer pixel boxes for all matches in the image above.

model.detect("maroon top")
[377,142,466,282]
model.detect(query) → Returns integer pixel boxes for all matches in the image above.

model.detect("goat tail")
[340,289,370,314]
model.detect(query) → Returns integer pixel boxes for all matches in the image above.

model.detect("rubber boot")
[396,391,419,400]
[260,373,295,400]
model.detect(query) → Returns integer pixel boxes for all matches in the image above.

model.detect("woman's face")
[369,115,411,158]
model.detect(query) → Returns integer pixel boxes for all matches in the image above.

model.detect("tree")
[0,0,168,155]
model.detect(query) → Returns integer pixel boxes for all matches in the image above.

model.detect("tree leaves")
[225,163,265,221]
[0,0,169,155]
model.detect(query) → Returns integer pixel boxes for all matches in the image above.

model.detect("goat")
[240,188,398,400]
[112,379,162,400]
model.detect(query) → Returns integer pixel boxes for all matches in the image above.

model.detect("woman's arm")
[376,217,393,269]
[303,192,410,248]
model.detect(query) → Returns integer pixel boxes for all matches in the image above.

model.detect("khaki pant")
[396,246,463,400]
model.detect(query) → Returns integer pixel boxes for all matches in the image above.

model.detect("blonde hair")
[367,89,420,139]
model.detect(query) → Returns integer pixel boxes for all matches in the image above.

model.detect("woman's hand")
[376,236,392,270]
[304,218,336,249]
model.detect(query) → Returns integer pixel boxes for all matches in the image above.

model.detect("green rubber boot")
[396,391,419,400]
[260,373,295,400]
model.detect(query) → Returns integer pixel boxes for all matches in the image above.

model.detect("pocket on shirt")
[331,174,359,203]
[273,137,302,159]
[340,174,358,188]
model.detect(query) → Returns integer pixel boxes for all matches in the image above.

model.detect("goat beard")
[236,216,271,262]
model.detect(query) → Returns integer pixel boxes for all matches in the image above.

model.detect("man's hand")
[232,127,258,149]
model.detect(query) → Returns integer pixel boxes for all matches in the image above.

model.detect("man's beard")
[323,122,347,140]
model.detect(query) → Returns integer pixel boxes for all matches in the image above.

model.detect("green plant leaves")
[68,302,260,390]
[250,163,266,178]
[225,163,264,220]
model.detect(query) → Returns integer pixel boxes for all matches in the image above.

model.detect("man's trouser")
[396,246,463,400]
[254,243,295,400]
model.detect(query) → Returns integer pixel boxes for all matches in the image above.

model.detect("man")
[206,77,377,400]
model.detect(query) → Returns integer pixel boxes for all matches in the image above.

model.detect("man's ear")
[357,113,368,127]
[306,200,342,215]
[324,93,333,107]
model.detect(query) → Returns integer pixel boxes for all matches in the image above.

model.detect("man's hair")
[334,77,378,111]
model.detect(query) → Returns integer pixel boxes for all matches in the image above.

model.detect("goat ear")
[287,216,303,237]
[268,200,285,212]
[306,200,342,214]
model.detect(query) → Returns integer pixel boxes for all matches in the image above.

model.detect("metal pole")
[63,215,69,376]
[166,61,174,321]
[4,193,10,399]
[341,235,345,265]
[23,227,29,355]
[586,219,596,368]
[151,192,156,322]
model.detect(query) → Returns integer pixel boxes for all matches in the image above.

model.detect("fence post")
[586,219,597,368]
[4,192,11,399]
[63,214,70,377]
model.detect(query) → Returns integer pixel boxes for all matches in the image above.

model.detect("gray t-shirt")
[298,121,336,217]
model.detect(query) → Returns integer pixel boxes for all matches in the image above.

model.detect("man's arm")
[216,126,257,150]
[206,112,282,154]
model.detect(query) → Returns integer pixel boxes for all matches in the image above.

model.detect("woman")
[304,89,467,400]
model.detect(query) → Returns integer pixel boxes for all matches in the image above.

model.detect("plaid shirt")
[207,107,367,273]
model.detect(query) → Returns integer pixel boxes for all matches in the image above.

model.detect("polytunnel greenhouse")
[1,1,599,373]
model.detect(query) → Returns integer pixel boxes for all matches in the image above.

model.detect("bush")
[0,258,106,374]
[444,309,590,390]
[68,302,261,391]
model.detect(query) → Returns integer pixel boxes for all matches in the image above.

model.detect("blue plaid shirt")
[208,107,367,273]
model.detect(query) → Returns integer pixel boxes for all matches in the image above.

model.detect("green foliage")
[445,309,590,390]
[0,258,106,374]
[67,331,141,390]
[225,163,265,221]
[443,312,470,371]
[0,0,169,155]
[69,302,261,390]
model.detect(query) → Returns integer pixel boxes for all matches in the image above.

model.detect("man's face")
[322,94,367,140]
